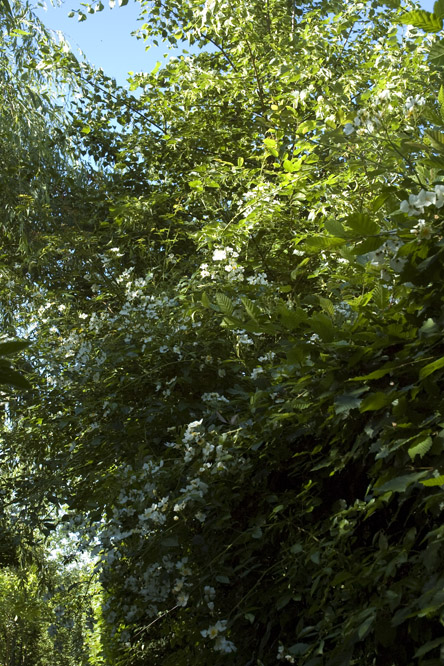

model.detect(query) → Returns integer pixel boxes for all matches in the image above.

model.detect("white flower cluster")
[258,351,275,363]
[344,108,381,136]
[290,86,312,109]
[277,644,295,663]
[235,330,254,345]
[364,238,406,278]
[250,366,264,380]
[241,181,281,223]
[203,585,216,611]
[410,219,432,240]
[200,246,250,283]
[201,620,237,653]
[400,185,444,216]
[246,272,268,285]
[201,392,229,404]
[199,263,213,279]
[404,94,425,116]
[212,246,239,262]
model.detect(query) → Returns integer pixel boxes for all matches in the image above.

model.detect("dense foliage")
[4,0,444,663]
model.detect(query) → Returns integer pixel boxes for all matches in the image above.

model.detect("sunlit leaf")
[399,10,442,32]
[408,436,432,460]
[419,356,444,379]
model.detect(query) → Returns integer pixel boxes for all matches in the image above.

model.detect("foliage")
[0,549,105,666]
[4,0,444,664]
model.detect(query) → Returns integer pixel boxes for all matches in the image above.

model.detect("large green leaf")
[349,364,396,382]
[241,297,261,323]
[375,472,428,494]
[399,10,443,32]
[359,391,393,412]
[426,129,444,152]
[303,236,346,251]
[309,312,335,342]
[414,636,444,658]
[0,339,30,355]
[434,0,444,20]
[324,219,350,238]
[345,213,379,236]
[429,38,444,66]
[419,356,444,379]
[421,475,444,486]
[0,368,31,390]
[408,436,433,460]
[215,293,234,316]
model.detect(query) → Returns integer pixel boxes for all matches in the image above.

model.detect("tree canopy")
[3,0,444,664]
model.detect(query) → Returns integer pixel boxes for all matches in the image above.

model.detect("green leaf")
[429,38,444,66]
[358,613,375,640]
[318,296,335,318]
[188,179,202,189]
[439,85,444,119]
[352,236,385,255]
[276,593,292,610]
[215,293,234,316]
[324,218,350,238]
[0,368,31,390]
[334,387,368,414]
[241,297,261,323]
[349,364,395,381]
[347,290,373,309]
[201,292,212,308]
[345,213,379,236]
[373,284,390,309]
[375,472,428,494]
[421,475,444,486]
[288,643,310,656]
[414,637,444,658]
[264,137,278,156]
[303,236,345,251]
[309,312,335,342]
[0,339,30,355]
[434,0,444,20]
[0,0,12,16]
[296,119,317,134]
[118,0,129,5]
[359,392,393,412]
[408,436,433,460]
[419,356,444,379]
[371,192,391,212]
[277,304,307,329]
[399,10,443,33]
[426,129,444,152]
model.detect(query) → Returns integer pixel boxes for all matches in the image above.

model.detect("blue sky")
[33,0,184,86]
[34,0,436,88]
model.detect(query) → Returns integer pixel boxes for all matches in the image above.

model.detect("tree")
[4,0,444,663]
